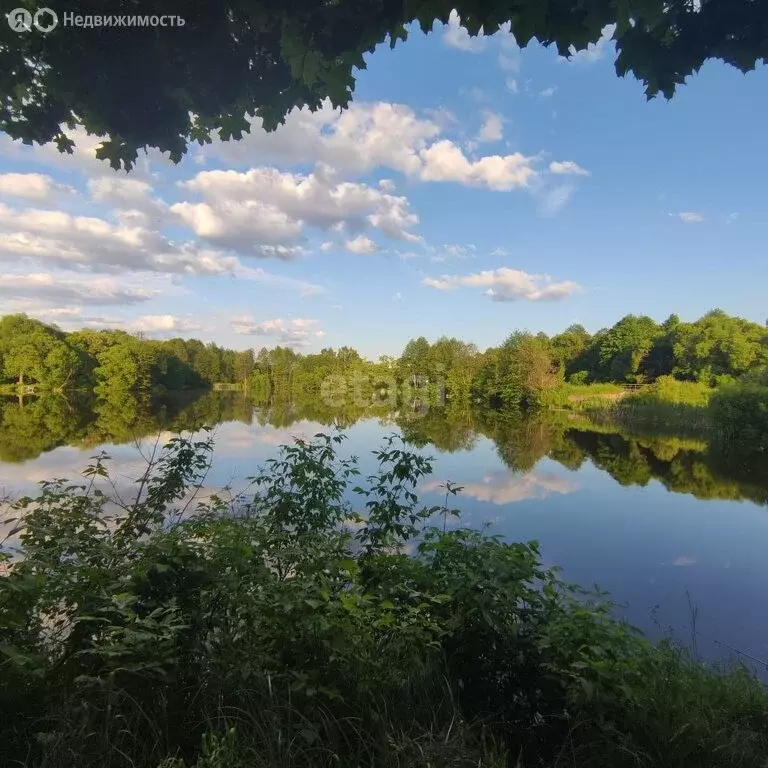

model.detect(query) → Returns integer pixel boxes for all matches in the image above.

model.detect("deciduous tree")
[3,0,764,169]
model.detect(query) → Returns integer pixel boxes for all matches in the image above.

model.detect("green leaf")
[302,51,321,85]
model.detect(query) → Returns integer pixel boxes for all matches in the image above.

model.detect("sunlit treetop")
[1,0,765,169]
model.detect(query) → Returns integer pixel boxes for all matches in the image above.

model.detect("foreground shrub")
[1,432,767,767]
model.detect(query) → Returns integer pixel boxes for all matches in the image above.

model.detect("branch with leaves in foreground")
[2,0,766,169]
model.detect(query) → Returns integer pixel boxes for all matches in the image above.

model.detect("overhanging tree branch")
[0,0,765,169]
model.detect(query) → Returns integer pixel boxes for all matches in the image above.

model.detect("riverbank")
[548,378,768,456]
[1,432,767,768]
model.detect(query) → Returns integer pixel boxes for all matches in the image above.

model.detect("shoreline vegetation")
[2,431,768,768]
[1,307,766,462]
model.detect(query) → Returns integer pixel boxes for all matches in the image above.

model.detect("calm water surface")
[2,392,767,670]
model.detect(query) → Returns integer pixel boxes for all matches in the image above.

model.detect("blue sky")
[1,14,766,358]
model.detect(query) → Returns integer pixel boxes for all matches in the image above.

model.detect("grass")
[550,377,717,436]
[556,642,768,768]
[539,383,627,411]
[587,399,712,435]
[1,431,768,768]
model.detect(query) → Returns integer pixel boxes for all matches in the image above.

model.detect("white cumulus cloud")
[87,177,168,224]
[549,160,590,176]
[124,315,203,334]
[230,316,324,347]
[344,235,378,254]
[0,202,253,275]
[419,141,536,190]
[0,172,71,201]
[80,314,204,336]
[200,100,542,194]
[0,125,158,180]
[476,113,504,144]
[422,266,581,302]
[174,166,420,253]
[0,202,326,299]
[0,271,166,306]
[206,101,441,176]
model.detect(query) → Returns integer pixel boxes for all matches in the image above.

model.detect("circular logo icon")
[33,7,58,32]
[6,7,32,32]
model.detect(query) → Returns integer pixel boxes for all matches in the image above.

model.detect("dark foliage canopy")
[1,0,765,169]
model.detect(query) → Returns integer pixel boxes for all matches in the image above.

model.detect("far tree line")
[251,309,768,408]
[1,309,766,407]
[0,315,256,394]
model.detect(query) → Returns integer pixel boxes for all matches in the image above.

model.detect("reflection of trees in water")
[0,390,257,462]
[396,406,478,453]
[260,402,768,505]
[165,391,255,431]
[88,391,159,446]
[571,431,654,487]
[1,393,766,505]
[394,406,768,505]
[475,410,560,474]
[85,389,256,448]
[253,397,391,430]
[547,438,588,472]
[0,396,91,462]
[563,429,768,505]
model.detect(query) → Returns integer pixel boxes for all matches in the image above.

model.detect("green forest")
[0,314,256,394]
[4,308,767,400]
[3,308,767,456]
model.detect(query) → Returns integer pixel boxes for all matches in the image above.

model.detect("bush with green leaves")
[710,372,768,458]
[1,431,767,768]
[640,375,715,407]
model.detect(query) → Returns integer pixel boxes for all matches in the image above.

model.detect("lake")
[1,391,767,672]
